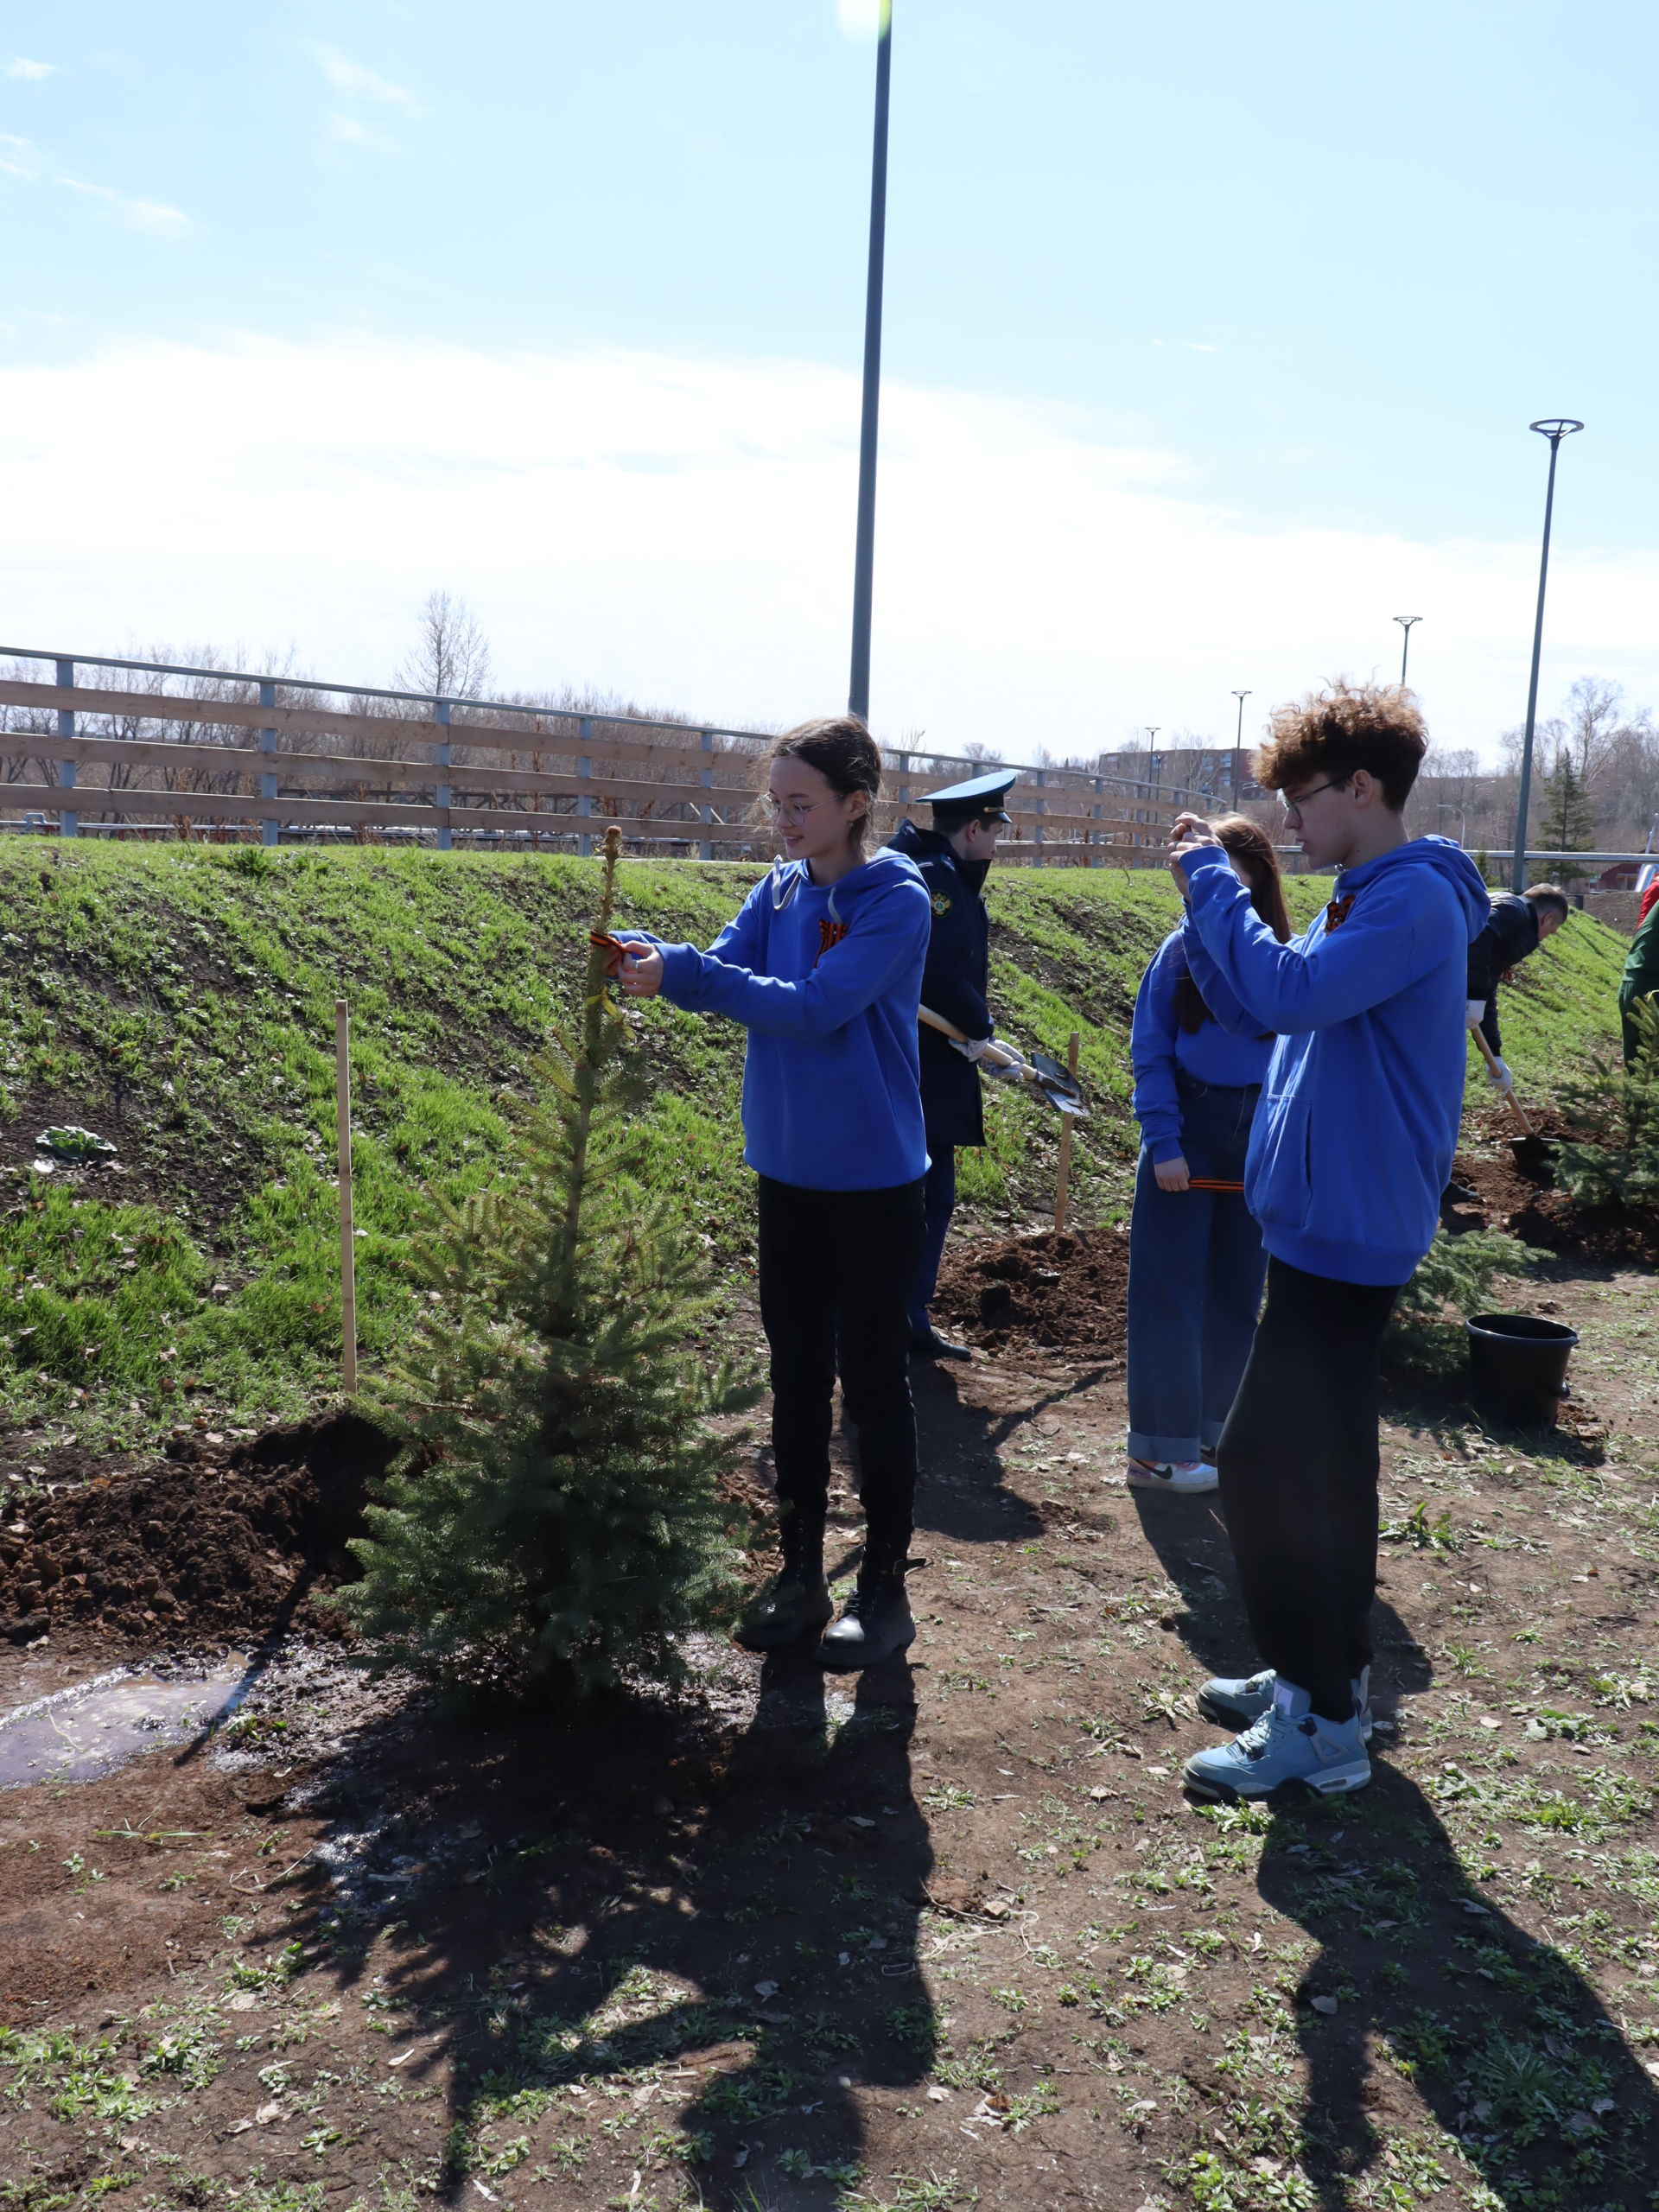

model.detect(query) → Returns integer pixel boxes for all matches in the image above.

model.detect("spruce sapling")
[333,826,760,1702]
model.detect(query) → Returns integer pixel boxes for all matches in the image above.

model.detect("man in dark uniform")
[1465,883,1568,1090]
[887,771,1016,1357]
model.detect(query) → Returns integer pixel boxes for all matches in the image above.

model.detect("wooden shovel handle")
[1467,1022,1536,1135]
[918,1003,1024,1074]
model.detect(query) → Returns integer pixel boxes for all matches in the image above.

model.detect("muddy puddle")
[0,1661,249,1789]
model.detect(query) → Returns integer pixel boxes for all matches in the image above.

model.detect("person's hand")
[1485,1056,1514,1094]
[950,1035,1005,1065]
[1465,999,1486,1028]
[1167,811,1223,893]
[617,944,664,1000]
[1154,1154,1191,1192]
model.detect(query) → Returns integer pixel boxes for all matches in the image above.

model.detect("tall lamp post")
[847,0,894,725]
[1230,690,1251,806]
[1511,418,1584,891]
[1393,615,1421,688]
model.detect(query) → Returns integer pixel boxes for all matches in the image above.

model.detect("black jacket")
[887,818,992,1148]
[1467,893,1540,1003]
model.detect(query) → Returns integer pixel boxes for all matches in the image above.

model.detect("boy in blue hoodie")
[1166,682,1490,1803]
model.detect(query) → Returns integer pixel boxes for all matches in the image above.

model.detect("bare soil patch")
[0,1413,392,1648]
[933,1223,1129,1357]
[1447,1105,1659,1264]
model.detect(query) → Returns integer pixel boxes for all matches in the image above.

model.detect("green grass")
[0,845,1629,1446]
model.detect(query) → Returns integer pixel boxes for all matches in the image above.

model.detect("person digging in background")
[1619,893,1659,1065]
[886,770,1017,1359]
[604,718,931,1673]
[1125,816,1289,1495]
[1166,680,1489,1803]
[1465,882,1568,1095]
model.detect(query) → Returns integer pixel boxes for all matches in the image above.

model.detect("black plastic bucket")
[1465,1312,1579,1425]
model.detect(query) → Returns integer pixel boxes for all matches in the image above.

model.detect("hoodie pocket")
[1246,1083,1315,1234]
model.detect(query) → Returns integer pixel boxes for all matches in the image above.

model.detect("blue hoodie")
[631,849,931,1192]
[1180,836,1491,1286]
[1131,926,1275,1164]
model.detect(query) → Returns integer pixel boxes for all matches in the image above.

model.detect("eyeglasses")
[766,795,836,825]
[1278,778,1345,823]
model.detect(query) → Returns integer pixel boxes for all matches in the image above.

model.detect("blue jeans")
[907,1152,957,1339]
[1127,1076,1266,1466]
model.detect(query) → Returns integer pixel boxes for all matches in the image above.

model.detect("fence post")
[259,680,278,846]
[334,998,358,1396]
[1090,774,1103,868]
[1033,768,1046,868]
[577,715,594,857]
[699,728,714,861]
[54,657,78,839]
[1052,1031,1081,1229]
[435,700,452,853]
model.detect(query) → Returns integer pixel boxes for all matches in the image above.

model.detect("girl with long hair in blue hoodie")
[1126,816,1289,1494]
[605,719,931,1671]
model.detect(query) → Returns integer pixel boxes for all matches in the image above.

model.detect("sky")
[3,0,1658,764]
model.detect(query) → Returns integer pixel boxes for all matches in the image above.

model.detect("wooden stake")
[1052,1030,1082,1230]
[334,998,358,1395]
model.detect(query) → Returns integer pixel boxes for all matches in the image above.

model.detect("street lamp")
[1230,690,1250,806]
[1511,419,1583,891]
[1393,615,1421,688]
[848,0,894,725]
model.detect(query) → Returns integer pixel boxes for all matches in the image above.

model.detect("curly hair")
[1253,679,1427,813]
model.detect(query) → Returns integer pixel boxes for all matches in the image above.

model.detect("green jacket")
[1621,906,1659,1011]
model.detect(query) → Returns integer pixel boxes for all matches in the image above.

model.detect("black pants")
[1215,1257,1401,1721]
[757,1174,926,1571]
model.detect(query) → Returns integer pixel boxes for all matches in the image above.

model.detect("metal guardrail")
[0,646,1199,863]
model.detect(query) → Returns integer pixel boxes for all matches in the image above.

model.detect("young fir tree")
[334,827,760,1702]
[1555,997,1659,1211]
[1536,749,1597,855]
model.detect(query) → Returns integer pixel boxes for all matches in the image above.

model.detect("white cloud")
[5,58,56,81]
[57,175,195,237]
[1,334,1655,760]
[308,43,428,119]
[318,111,403,159]
[0,133,195,235]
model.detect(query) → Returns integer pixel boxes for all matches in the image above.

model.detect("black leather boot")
[817,1547,915,1671]
[734,1522,832,1652]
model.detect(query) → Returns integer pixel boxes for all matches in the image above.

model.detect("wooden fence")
[0,658,1180,864]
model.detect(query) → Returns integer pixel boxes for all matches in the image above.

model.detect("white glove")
[1486,1056,1514,1094]
[950,1035,1004,1065]
[1466,1000,1487,1028]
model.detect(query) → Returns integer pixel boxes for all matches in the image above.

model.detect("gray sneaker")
[1198,1664,1374,1741]
[734,1570,833,1652]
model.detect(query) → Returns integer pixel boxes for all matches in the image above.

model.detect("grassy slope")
[0,846,1629,1446]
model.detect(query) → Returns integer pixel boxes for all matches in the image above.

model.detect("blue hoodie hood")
[1181,836,1491,1285]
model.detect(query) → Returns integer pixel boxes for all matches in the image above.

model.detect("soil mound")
[1446,1107,1659,1265]
[933,1224,1129,1356]
[0,1413,394,1647]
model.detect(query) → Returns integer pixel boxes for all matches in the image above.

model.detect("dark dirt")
[0,1412,393,1648]
[932,1223,1130,1357]
[1446,1105,1659,1263]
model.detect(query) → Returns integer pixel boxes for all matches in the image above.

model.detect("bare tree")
[396,591,493,702]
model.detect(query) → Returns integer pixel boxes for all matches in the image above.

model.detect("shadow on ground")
[285,1646,933,2207]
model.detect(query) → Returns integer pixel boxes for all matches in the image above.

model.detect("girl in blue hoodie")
[1127,817,1289,1494]
[607,720,931,1672]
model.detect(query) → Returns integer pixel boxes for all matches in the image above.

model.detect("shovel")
[918,1006,1089,1118]
[1468,1025,1554,1165]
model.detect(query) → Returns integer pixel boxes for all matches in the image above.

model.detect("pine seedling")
[333,826,760,1702]
[1554,996,1659,1211]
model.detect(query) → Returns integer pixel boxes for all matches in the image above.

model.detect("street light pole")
[1393,615,1421,688]
[847,0,893,725]
[1230,690,1250,807]
[1511,418,1584,892]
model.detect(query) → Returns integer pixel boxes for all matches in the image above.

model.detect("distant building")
[1096,746,1264,803]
